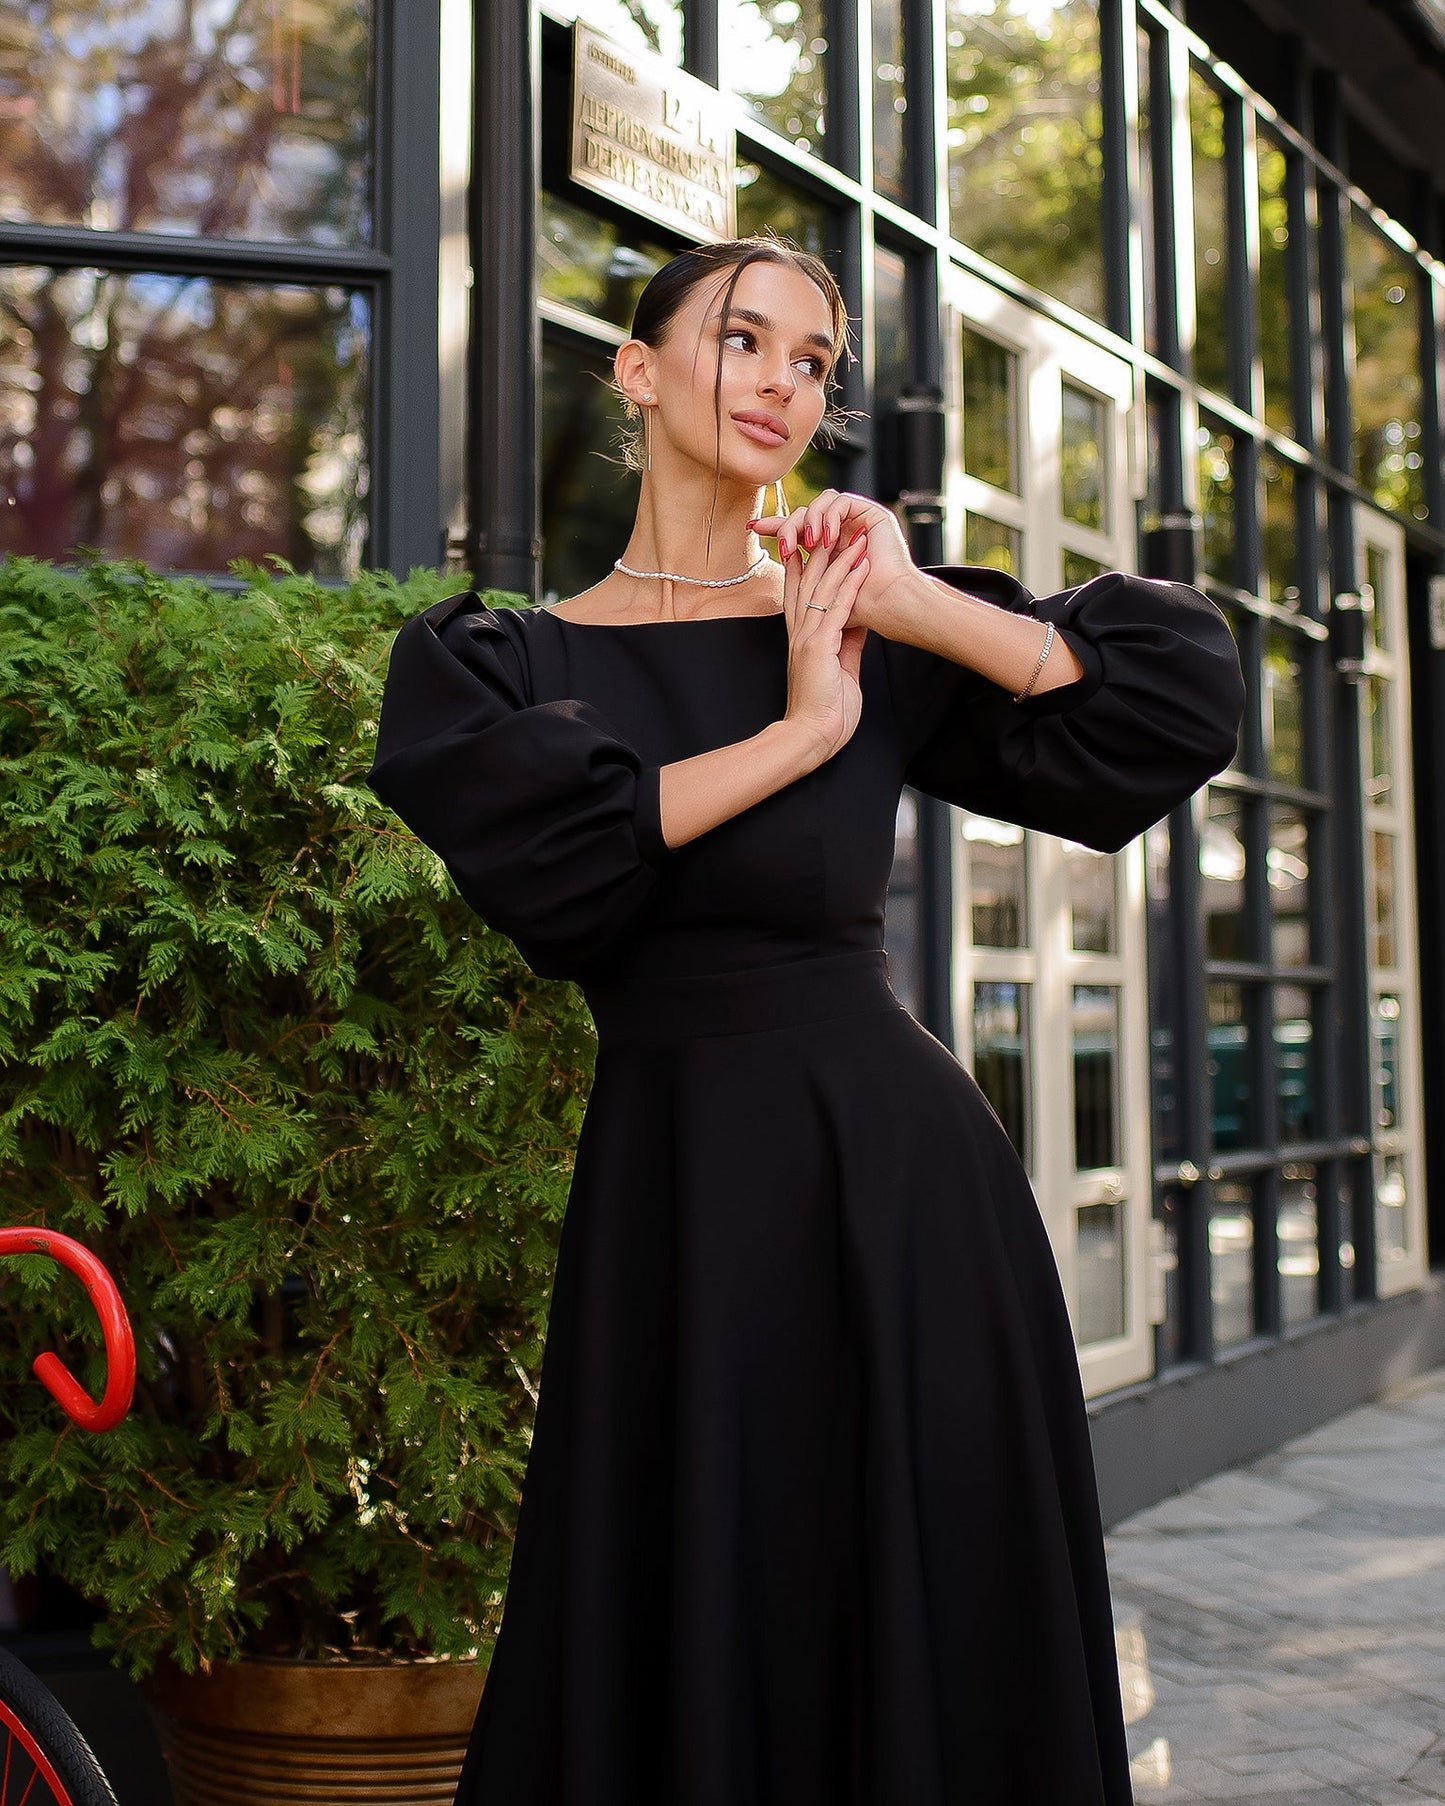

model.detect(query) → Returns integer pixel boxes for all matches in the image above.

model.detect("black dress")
[366,566,1244,1806]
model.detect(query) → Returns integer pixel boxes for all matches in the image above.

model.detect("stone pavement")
[1107,1366,1445,1803]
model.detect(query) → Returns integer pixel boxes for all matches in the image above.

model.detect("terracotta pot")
[142,1655,485,1805]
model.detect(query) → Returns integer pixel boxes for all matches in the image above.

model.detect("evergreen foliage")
[0,555,595,1678]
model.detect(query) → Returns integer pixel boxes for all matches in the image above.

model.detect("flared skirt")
[454,949,1133,1806]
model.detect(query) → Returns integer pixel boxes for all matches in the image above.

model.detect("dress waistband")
[581,947,903,1048]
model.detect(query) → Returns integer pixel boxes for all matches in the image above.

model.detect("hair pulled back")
[613,231,856,493]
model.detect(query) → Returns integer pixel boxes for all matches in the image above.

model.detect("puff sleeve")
[366,595,673,978]
[882,567,1245,852]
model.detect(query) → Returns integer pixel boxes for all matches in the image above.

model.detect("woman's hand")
[750,490,917,637]
[780,523,871,763]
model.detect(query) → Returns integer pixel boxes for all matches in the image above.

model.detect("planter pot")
[142,1655,485,1805]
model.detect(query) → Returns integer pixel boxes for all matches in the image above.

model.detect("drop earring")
[643,403,652,473]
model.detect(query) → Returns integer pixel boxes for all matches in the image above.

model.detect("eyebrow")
[722,305,834,358]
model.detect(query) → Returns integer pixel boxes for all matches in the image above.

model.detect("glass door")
[1355,506,1427,1296]
[942,267,1153,1396]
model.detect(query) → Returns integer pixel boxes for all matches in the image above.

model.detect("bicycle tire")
[0,1644,119,1806]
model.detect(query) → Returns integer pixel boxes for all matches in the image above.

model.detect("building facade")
[3,0,1445,1520]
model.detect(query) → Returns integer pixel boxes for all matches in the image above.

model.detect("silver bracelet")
[1013,620,1056,704]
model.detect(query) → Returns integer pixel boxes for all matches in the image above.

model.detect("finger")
[798,491,839,552]
[747,513,785,538]
[811,530,868,602]
[781,535,803,632]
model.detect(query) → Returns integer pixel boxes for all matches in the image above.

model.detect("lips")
[731,411,790,447]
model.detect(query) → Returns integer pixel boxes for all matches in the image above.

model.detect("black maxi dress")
[366,565,1244,1806]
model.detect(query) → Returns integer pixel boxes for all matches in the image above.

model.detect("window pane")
[541,333,636,603]
[1210,1178,1255,1348]
[1190,67,1230,398]
[1365,542,1391,654]
[885,791,921,1018]
[722,0,828,156]
[964,815,1027,947]
[1364,676,1394,807]
[1137,26,1159,358]
[961,328,1018,492]
[1147,822,1180,1165]
[1208,981,1252,1150]
[1063,550,1106,588]
[0,267,369,576]
[1065,842,1116,953]
[1072,984,1119,1170]
[1278,1164,1319,1326]
[734,162,831,254]
[1263,627,1306,788]
[1268,805,1311,968]
[1077,1202,1126,1345]
[1370,830,1398,970]
[1261,452,1300,608]
[1201,790,1248,961]
[1372,992,1402,1133]
[1060,380,1107,530]
[1347,210,1426,520]
[1376,1152,1410,1270]
[0,1,373,245]
[538,192,673,331]
[563,0,684,61]
[1275,984,1317,1144]
[1197,417,1236,585]
[973,981,1031,1166]
[874,246,910,417]
[1257,131,1294,440]
[873,0,909,200]
[1153,1189,1185,1368]
[964,514,1022,574]
[944,0,1105,321]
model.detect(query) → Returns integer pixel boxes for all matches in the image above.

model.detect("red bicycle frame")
[0,1231,135,1433]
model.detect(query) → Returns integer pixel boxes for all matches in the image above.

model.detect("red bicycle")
[0,1229,136,1806]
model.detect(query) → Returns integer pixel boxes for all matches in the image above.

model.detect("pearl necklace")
[614,550,770,588]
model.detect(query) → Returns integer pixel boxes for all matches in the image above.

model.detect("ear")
[614,339,656,409]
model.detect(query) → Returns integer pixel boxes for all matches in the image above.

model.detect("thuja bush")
[0,554,595,1678]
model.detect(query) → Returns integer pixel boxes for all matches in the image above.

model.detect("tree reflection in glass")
[972,980,1030,1167]
[944,0,1104,321]
[1060,379,1106,530]
[0,267,369,575]
[1260,450,1299,607]
[1257,131,1294,439]
[734,161,831,256]
[558,0,683,62]
[961,328,1018,493]
[964,514,1021,573]
[1197,417,1235,585]
[537,191,674,331]
[0,0,373,245]
[1267,805,1310,968]
[1347,210,1426,520]
[540,333,638,604]
[872,0,908,201]
[1263,626,1305,788]
[1189,67,1230,399]
[721,0,829,156]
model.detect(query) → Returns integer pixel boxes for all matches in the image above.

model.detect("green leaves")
[0,554,595,1677]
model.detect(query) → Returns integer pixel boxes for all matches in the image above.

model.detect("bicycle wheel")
[0,1645,118,1806]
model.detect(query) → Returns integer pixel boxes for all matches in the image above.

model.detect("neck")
[619,457,771,582]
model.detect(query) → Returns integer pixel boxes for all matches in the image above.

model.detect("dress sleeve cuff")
[1013,626,1104,718]
[633,764,673,869]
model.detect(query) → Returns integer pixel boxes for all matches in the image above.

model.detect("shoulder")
[386,592,544,711]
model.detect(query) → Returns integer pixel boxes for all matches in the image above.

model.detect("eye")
[729,326,830,379]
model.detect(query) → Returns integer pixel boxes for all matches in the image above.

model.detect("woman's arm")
[656,719,825,850]
[873,567,1085,698]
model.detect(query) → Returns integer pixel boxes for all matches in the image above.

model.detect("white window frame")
[1355,505,1428,1297]
[942,267,1154,1397]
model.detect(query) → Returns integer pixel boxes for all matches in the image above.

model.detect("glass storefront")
[2,0,1441,1403]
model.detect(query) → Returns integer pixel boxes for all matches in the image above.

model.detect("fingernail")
[802,526,814,548]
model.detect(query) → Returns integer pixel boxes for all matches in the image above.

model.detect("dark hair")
[611,230,858,552]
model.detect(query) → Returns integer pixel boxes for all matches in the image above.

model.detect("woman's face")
[639,258,837,484]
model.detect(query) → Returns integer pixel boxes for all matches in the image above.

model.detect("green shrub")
[0,554,594,1678]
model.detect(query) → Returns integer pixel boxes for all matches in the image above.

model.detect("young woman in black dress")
[368,235,1244,1805]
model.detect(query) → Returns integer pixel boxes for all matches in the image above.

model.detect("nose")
[757,356,795,402]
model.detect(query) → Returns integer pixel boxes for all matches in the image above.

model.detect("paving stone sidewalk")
[1107,1366,1445,1804]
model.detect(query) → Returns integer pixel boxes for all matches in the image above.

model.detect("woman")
[368,234,1244,1805]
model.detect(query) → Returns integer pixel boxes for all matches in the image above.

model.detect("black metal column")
[468,0,540,597]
